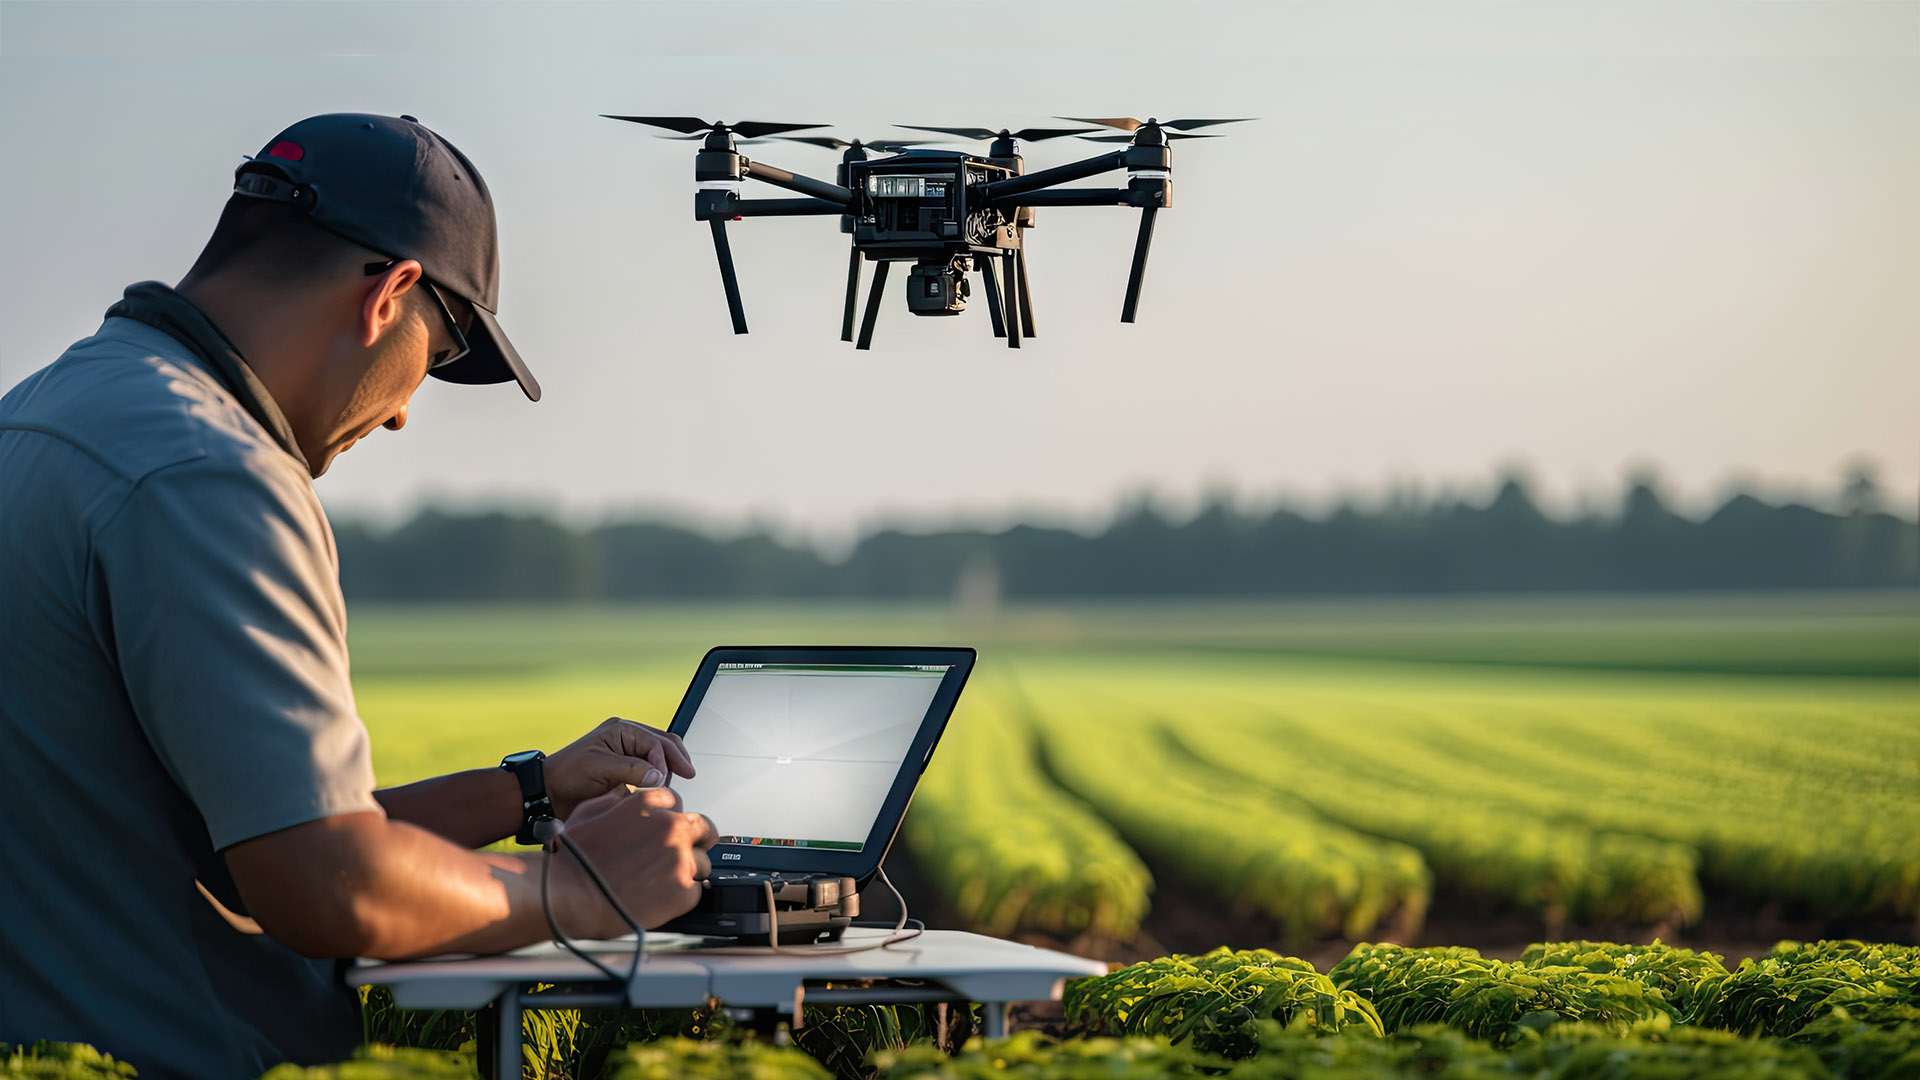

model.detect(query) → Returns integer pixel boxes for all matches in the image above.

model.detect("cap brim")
[428,304,541,402]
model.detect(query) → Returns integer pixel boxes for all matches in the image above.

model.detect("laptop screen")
[669,661,953,852]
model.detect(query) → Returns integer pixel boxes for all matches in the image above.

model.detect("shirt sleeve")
[94,453,380,851]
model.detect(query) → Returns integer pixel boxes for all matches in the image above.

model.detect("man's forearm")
[226,812,607,960]
[375,768,522,850]
[347,824,563,959]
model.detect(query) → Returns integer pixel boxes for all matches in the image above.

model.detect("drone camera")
[906,259,970,316]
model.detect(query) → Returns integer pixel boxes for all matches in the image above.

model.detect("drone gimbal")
[604,115,1249,348]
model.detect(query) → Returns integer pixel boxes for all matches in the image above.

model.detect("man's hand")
[552,785,719,937]
[546,717,695,820]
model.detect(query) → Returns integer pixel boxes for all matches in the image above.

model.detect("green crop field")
[347,591,1920,951]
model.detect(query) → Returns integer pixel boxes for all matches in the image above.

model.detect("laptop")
[655,645,975,944]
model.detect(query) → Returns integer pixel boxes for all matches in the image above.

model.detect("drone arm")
[1004,188,1130,208]
[725,198,847,217]
[741,160,854,205]
[976,150,1126,202]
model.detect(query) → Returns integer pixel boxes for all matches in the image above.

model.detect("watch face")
[502,750,544,767]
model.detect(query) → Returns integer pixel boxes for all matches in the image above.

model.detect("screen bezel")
[664,645,976,879]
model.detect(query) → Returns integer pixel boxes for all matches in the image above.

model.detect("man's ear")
[360,260,425,349]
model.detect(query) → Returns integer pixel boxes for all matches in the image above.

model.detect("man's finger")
[568,785,633,824]
[681,811,719,849]
[602,756,668,792]
[612,717,696,778]
[691,848,711,882]
[659,731,695,778]
[637,786,683,812]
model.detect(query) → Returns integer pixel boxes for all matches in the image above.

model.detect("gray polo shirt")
[0,283,381,1078]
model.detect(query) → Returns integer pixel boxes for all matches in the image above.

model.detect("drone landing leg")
[981,258,1006,338]
[1002,253,1022,349]
[1016,245,1036,338]
[840,247,862,343]
[1121,206,1157,324]
[856,260,890,351]
[709,219,749,335]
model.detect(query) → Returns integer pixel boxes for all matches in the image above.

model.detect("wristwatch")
[499,750,555,845]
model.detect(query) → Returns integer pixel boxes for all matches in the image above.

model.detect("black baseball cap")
[232,113,539,401]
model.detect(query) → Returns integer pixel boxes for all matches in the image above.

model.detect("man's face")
[310,280,473,477]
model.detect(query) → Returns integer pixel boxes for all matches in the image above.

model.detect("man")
[0,114,717,1078]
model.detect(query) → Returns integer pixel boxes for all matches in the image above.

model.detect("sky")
[3,1,1915,545]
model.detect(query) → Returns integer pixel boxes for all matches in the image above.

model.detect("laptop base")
[667,910,854,946]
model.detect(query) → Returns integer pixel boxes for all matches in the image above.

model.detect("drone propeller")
[1077,132,1221,143]
[1056,116,1255,133]
[654,133,779,145]
[895,124,1099,142]
[773,136,947,153]
[602,115,827,140]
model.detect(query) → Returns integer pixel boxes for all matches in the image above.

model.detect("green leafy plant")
[1690,940,1920,1038]
[1,1043,138,1079]
[256,1044,477,1078]
[1225,1022,1512,1079]
[1329,943,1676,1045]
[1797,1008,1920,1080]
[1511,1018,1834,1080]
[604,1038,832,1080]
[1065,948,1382,1059]
[794,999,978,1078]
[871,1030,1223,1079]
[1517,939,1729,1016]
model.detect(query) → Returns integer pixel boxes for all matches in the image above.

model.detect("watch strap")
[500,751,555,845]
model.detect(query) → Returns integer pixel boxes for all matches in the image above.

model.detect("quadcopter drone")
[604,114,1250,348]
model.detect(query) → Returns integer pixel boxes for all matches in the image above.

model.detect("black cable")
[536,820,646,990]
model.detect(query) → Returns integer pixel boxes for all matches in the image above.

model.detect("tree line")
[333,474,1918,600]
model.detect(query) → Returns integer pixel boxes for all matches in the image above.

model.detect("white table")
[350,929,1107,1079]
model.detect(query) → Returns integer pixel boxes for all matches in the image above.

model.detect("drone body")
[603,114,1250,348]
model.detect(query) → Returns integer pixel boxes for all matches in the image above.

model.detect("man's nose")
[384,404,409,431]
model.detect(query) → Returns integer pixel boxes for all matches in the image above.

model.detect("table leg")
[982,1001,1008,1039]
[493,986,522,1080]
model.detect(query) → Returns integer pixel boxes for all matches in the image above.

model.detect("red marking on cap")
[267,140,305,162]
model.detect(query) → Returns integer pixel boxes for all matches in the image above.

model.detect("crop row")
[898,654,1918,944]
[904,682,1153,939]
[1069,940,1920,1053]
[1178,662,1920,921]
[1021,681,1431,943]
[1001,653,1920,935]
[11,942,1916,1079]
[18,1024,1888,1080]
[1063,948,1383,1058]
[875,1019,1916,1079]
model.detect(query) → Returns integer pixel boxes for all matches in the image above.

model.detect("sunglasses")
[364,259,471,369]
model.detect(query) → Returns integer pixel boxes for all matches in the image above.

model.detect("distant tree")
[331,469,1920,601]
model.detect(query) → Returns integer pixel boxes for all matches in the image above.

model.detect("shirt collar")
[104,281,310,473]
